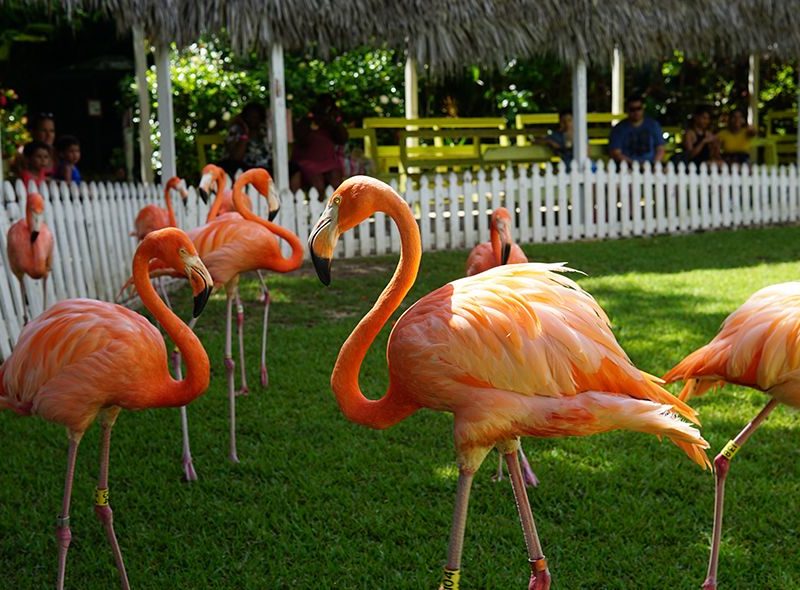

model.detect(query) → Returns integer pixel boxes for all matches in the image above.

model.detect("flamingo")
[198,163,277,393]
[130,176,190,307]
[308,176,710,589]
[0,227,212,590]
[7,191,53,324]
[130,176,188,240]
[663,282,800,590]
[466,206,537,487]
[134,168,302,478]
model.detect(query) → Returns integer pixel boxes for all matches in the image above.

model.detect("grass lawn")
[2,224,800,589]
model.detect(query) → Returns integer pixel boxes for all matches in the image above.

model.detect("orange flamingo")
[7,191,53,324]
[308,176,710,589]
[0,227,212,590]
[466,206,537,486]
[663,282,800,590]
[136,168,302,478]
[130,176,188,240]
[198,163,278,392]
[465,206,528,276]
[198,164,254,221]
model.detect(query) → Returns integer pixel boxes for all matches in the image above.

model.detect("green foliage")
[0,88,30,160]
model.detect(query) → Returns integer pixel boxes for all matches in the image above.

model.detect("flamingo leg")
[235,291,249,396]
[176,316,199,482]
[519,447,539,488]
[56,433,82,590]
[257,272,270,388]
[42,275,48,311]
[440,469,474,590]
[494,451,505,482]
[702,398,779,590]
[17,276,30,324]
[224,294,239,463]
[94,409,130,590]
[506,448,551,590]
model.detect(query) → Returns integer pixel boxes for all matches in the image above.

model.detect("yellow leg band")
[439,567,460,590]
[532,557,549,572]
[721,440,740,460]
[95,487,109,507]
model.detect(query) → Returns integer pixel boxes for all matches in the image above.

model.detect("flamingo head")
[238,168,280,220]
[309,176,390,285]
[490,207,514,265]
[26,192,45,243]
[198,164,223,204]
[168,177,189,207]
[142,227,213,317]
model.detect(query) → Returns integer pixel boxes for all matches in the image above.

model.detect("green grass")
[2,225,800,589]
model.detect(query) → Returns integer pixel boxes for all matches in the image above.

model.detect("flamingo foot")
[183,455,198,482]
[229,450,240,464]
[260,365,268,388]
[701,579,717,590]
[529,559,551,590]
[236,385,249,397]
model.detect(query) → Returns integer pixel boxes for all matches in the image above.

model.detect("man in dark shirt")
[609,95,665,165]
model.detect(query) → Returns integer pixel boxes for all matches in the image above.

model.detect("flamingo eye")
[332,196,341,206]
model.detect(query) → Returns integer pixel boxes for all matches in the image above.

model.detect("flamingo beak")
[267,182,281,221]
[30,213,43,243]
[178,185,189,208]
[309,207,338,286]
[185,255,213,318]
[198,172,213,204]
[30,231,39,243]
[496,220,512,265]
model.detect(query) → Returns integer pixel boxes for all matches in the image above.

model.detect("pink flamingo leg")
[42,275,48,311]
[257,273,270,388]
[439,469,475,589]
[56,434,82,590]
[494,452,505,482]
[17,276,30,324]
[506,449,551,590]
[519,448,539,487]
[94,409,130,590]
[176,316,199,481]
[235,291,249,396]
[158,277,173,310]
[702,398,779,590]
[224,294,239,463]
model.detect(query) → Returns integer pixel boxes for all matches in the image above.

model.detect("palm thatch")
[15,0,800,71]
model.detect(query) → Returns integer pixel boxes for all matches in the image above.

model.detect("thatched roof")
[21,0,800,71]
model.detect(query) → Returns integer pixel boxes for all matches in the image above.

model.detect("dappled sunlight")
[433,464,459,481]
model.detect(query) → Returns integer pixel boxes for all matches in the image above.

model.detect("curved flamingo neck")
[331,190,421,429]
[132,243,210,407]
[164,185,177,227]
[233,174,304,272]
[490,222,502,265]
[206,171,228,221]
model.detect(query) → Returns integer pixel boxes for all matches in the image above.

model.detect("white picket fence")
[1,161,798,359]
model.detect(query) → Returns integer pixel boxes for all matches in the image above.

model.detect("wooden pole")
[270,43,289,191]
[155,43,176,179]
[132,27,153,182]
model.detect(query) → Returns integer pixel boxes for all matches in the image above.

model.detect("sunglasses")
[37,112,55,120]
[627,105,644,112]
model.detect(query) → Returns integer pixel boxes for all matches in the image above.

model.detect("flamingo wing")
[1,299,168,431]
[664,282,800,404]
[465,242,495,276]
[133,205,170,240]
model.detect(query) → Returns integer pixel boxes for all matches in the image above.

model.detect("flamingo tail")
[0,365,32,416]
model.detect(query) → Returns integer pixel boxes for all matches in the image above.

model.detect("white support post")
[612,46,624,117]
[405,56,419,146]
[155,43,176,180]
[572,59,589,166]
[270,43,289,191]
[748,53,760,129]
[132,27,153,182]
[797,58,800,168]
[0,125,4,189]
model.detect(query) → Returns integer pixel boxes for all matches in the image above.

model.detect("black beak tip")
[501,243,511,266]
[193,286,212,318]
[311,253,332,286]
[198,188,209,204]
[268,207,280,222]
[30,231,39,243]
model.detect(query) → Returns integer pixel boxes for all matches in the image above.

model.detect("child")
[55,135,82,183]
[20,141,52,189]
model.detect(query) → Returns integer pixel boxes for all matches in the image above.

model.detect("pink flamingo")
[466,206,537,486]
[0,227,212,590]
[133,168,302,479]
[7,191,54,324]
[663,282,800,590]
[130,176,188,240]
[198,163,277,393]
[308,176,710,589]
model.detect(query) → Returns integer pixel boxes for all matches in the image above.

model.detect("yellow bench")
[514,113,626,147]
[763,110,795,165]
[196,133,227,169]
